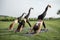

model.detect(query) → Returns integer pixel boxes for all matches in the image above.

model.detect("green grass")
[0,19,60,40]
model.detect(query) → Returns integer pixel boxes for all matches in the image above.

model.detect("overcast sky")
[0,0,60,18]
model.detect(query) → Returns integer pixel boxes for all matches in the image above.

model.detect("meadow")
[0,19,60,40]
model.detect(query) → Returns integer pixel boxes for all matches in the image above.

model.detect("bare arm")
[36,21,43,34]
[27,23,36,33]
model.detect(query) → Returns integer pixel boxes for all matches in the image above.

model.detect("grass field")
[0,19,60,40]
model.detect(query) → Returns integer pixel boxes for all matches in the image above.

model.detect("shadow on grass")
[0,28,33,37]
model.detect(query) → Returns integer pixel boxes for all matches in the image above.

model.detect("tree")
[57,10,60,15]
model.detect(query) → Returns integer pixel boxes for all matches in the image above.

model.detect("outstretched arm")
[36,21,43,34]
[27,23,36,34]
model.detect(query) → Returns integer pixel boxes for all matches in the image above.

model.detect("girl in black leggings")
[9,13,25,31]
[15,7,34,32]
[29,5,51,34]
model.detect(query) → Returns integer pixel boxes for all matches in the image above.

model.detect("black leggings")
[16,20,25,32]
[43,21,46,28]
[26,19,31,27]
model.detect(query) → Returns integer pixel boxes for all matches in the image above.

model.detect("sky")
[0,0,60,18]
